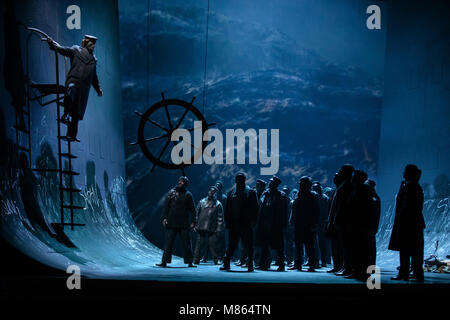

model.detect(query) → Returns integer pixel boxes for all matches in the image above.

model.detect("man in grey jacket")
[47,35,103,141]
[193,186,223,265]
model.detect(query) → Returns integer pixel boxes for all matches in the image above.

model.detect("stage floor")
[102,261,450,285]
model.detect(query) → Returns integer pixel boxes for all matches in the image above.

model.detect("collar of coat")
[75,45,97,64]
[200,197,220,207]
[229,185,252,197]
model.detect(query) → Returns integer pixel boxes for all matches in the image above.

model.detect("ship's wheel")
[131,92,215,174]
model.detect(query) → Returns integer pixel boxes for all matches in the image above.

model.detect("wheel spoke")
[174,108,189,130]
[164,105,173,130]
[157,138,171,160]
[146,117,169,133]
[143,133,169,143]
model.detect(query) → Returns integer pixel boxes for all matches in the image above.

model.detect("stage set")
[0,0,449,308]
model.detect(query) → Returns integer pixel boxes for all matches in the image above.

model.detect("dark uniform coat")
[51,43,101,120]
[291,191,320,241]
[347,184,372,233]
[325,181,353,238]
[162,188,196,228]
[388,181,425,252]
[317,194,330,232]
[255,189,288,248]
[224,186,259,230]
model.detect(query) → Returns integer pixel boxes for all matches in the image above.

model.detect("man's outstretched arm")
[47,38,75,58]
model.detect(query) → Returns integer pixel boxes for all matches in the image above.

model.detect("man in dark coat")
[157,176,197,268]
[249,179,266,268]
[47,35,103,141]
[256,176,288,271]
[255,179,267,205]
[365,179,380,266]
[389,164,425,281]
[211,180,226,261]
[237,179,267,268]
[193,186,223,265]
[328,164,354,276]
[282,186,295,267]
[312,182,331,268]
[346,170,372,280]
[290,176,320,272]
[220,173,259,272]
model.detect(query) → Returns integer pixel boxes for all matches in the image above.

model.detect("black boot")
[288,265,301,271]
[277,265,285,272]
[391,274,409,281]
[220,257,230,271]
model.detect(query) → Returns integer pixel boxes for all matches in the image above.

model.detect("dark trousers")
[368,234,377,266]
[341,231,353,271]
[66,115,80,139]
[64,84,80,139]
[213,231,226,259]
[240,226,259,264]
[284,227,294,264]
[239,240,249,263]
[162,227,193,264]
[260,233,285,268]
[194,230,218,262]
[399,233,424,278]
[331,234,344,270]
[318,232,332,265]
[351,232,370,275]
[224,226,254,266]
[294,235,316,268]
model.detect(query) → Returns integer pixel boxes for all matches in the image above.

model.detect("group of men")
[156,163,425,282]
[43,35,425,281]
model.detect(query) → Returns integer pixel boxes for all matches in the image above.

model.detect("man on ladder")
[46,34,103,141]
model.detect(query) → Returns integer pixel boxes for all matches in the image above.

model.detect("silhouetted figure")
[282,186,294,266]
[255,180,267,203]
[290,176,320,272]
[237,179,267,267]
[325,173,344,273]
[389,164,425,281]
[47,35,103,141]
[256,176,288,271]
[157,176,197,268]
[312,182,331,267]
[211,180,226,261]
[288,188,298,267]
[365,179,380,266]
[193,186,223,265]
[220,173,259,272]
[346,170,372,280]
[329,164,354,276]
[252,179,266,268]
